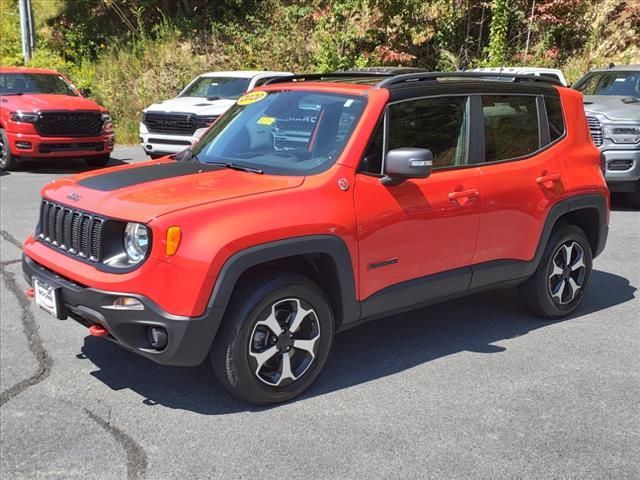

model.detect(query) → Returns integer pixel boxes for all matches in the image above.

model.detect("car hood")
[0,93,105,112]
[583,95,640,122]
[144,96,236,116]
[40,160,304,223]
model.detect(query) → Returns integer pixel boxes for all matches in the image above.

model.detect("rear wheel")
[211,272,334,405]
[84,154,110,167]
[0,128,20,171]
[519,224,592,319]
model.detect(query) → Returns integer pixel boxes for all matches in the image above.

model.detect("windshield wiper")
[209,161,263,174]
[0,92,24,96]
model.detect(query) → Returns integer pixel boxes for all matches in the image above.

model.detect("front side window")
[387,96,470,169]
[192,90,367,175]
[483,95,539,162]
[573,71,640,97]
[0,73,78,96]
[181,76,251,99]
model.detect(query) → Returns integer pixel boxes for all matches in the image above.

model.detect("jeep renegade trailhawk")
[23,71,609,405]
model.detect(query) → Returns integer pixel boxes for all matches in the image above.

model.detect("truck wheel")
[85,154,111,168]
[629,182,640,209]
[519,224,593,319]
[211,272,334,405]
[0,128,19,171]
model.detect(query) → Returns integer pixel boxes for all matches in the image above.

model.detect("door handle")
[536,173,561,189]
[448,189,479,206]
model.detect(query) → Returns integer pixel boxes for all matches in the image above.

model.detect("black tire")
[629,183,640,210]
[211,272,334,405]
[85,154,111,167]
[0,128,20,171]
[519,224,593,319]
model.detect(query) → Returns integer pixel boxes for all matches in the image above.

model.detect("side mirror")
[79,87,92,97]
[381,147,433,186]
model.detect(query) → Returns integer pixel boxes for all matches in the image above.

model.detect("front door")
[354,95,482,314]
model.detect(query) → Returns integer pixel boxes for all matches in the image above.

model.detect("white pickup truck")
[140,70,292,158]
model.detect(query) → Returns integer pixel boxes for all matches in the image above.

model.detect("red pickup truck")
[0,66,114,171]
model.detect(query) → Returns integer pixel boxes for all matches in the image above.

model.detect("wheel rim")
[548,241,586,305]
[0,135,6,167]
[248,298,321,387]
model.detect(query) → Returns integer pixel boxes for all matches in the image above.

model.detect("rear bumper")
[603,149,640,191]
[23,254,224,366]
[7,131,114,158]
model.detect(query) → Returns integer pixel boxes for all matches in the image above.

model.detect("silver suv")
[573,65,640,207]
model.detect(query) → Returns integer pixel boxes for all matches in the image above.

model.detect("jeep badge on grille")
[67,192,81,202]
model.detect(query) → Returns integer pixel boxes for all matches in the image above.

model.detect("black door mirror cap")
[380,147,433,186]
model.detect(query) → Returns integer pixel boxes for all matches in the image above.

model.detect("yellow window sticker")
[237,90,267,106]
[257,116,276,126]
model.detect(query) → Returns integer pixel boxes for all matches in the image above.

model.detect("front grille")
[587,116,603,146]
[38,142,103,153]
[144,113,219,135]
[38,200,104,262]
[36,111,103,137]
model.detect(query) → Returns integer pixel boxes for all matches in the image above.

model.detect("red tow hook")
[88,324,109,337]
[25,288,34,298]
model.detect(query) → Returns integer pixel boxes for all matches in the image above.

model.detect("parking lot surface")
[1,147,639,479]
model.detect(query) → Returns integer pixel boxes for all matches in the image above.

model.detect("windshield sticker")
[257,116,276,126]
[237,91,267,106]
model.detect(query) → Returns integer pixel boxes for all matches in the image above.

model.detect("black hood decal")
[77,161,221,191]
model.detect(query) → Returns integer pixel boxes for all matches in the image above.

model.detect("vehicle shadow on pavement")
[80,269,636,415]
[16,157,130,174]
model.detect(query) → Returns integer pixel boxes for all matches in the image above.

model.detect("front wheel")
[211,272,334,405]
[519,224,593,319]
[0,128,20,171]
[85,154,111,168]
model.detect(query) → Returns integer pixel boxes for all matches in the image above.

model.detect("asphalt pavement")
[1,146,639,479]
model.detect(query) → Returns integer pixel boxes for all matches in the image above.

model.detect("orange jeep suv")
[22,72,609,404]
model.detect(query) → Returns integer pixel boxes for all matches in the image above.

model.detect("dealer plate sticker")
[33,277,58,318]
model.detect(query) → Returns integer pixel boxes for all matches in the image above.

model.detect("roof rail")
[375,71,564,88]
[264,72,394,85]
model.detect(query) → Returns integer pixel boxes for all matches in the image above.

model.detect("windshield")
[574,71,640,97]
[180,76,251,99]
[191,90,367,175]
[0,73,78,96]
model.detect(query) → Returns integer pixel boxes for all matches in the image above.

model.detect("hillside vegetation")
[1,0,639,143]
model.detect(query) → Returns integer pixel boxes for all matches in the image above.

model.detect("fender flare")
[206,234,360,324]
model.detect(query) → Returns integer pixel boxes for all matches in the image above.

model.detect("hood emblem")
[66,192,81,202]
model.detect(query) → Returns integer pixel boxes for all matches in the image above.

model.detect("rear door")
[354,95,482,308]
[472,93,569,287]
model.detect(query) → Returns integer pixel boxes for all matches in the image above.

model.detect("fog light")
[16,141,32,149]
[147,326,168,350]
[104,296,144,310]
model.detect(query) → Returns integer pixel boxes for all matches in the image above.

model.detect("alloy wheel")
[0,135,6,168]
[248,298,321,387]
[548,241,586,305]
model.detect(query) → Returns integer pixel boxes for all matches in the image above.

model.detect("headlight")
[123,223,149,264]
[101,112,112,123]
[603,125,640,144]
[10,111,39,123]
[102,112,113,133]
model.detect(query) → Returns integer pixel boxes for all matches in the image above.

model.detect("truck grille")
[35,111,104,137]
[144,113,218,135]
[586,116,603,147]
[38,200,104,262]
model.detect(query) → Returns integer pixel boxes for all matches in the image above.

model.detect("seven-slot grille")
[35,111,103,137]
[38,200,104,262]
[143,112,218,135]
[586,116,603,147]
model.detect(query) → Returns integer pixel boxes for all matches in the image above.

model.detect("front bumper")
[139,123,206,156]
[7,131,115,158]
[23,254,224,366]
[602,149,640,192]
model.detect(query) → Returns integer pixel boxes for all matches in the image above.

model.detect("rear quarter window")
[545,96,565,143]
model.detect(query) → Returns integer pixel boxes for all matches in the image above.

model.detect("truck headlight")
[102,112,113,133]
[603,125,640,144]
[124,223,149,264]
[10,111,39,123]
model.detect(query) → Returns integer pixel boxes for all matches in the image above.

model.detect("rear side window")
[545,96,565,142]
[388,96,470,169]
[482,95,539,162]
